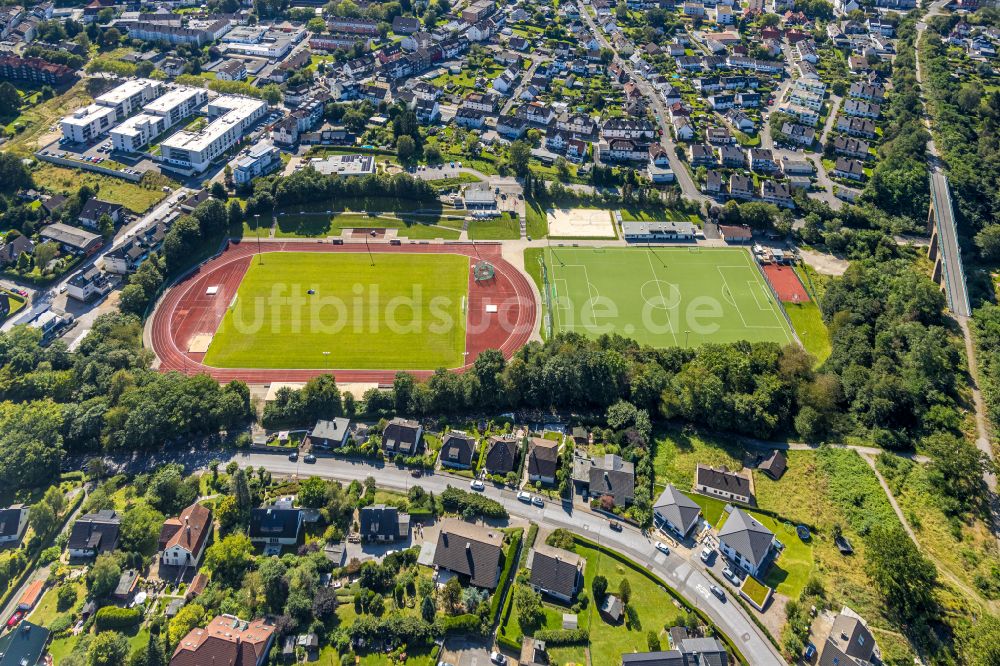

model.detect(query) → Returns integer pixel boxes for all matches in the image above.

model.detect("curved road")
[229,450,785,666]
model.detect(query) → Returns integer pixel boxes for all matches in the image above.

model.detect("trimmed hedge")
[489,529,523,624]
[440,486,508,519]
[441,613,481,634]
[94,606,141,631]
[534,628,589,645]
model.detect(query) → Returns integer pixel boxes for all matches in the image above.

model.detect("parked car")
[710,585,726,601]
[609,521,623,531]
[303,454,316,464]
[470,479,485,491]
[531,495,544,507]
[700,546,714,563]
[655,541,669,555]
[517,491,532,503]
[287,451,298,462]
[490,652,506,665]
[411,469,423,478]
[722,567,739,584]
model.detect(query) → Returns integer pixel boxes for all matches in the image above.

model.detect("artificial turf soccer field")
[542,246,794,348]
[202,252,469,370]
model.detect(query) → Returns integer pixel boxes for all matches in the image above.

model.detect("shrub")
[440,613,481,634]
[94,606,141,631]
[533,628,589,645]
[49,615,72,635]
[440,486,507,519]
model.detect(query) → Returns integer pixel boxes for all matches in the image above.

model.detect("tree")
[120,503,165,554]
[507,141,531,177]
[514,584,543,631]
[29,501,57,539]
[33,241,59,270]
[420,594,436,622]
[57,584,78,611]
[592,575,608,601]
[168,603,206,645]
[0,153,32,194]
[298,476,328,509]
[864,524,936,626]
[88,631,129,666]
[142,633,166,666]
[227,200,243,228]
[257,557,288,612]
[440,576,462,614]
[87,553,121,598]
[397,135,416,162]
[203,533,254,588]
[98,213,115,238]
[232,468,252,514]
[215,494,241,532]
[922,432,992,516]
[210,182,228,201]
[975,224,1000,261]
[0,82,20,118]
[424,143,442,164]
[99,27,120,48]
[618,578,632,605]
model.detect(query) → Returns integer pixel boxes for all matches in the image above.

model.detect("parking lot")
[38,135,156,178]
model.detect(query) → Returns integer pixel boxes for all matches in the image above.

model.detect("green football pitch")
[202,252,469,370]
[542,247,794,348]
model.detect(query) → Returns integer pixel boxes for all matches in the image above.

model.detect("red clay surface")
[762,264,810,303]
[149,240,537,383]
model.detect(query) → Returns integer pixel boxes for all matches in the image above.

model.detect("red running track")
[149,240,538,384]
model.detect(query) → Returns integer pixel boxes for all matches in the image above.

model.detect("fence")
[750,252,801,347]
[35,152,144,182]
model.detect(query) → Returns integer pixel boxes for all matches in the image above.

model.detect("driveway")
[440,637,495,666]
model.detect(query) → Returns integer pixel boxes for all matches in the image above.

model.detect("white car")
[531,495,544,507]
[470,479,485,491]
[517,491,532,503]
[490,652,506,665]
[700,546,714,563]
[655,541,669,555]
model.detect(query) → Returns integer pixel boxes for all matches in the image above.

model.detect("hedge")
[441,613,481,634]
[533,628,589,645]
[489,529,523,624]
[440,486,508,519]
[94,606,141,631]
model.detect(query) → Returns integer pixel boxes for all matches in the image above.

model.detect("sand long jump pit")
[547,208,617,239]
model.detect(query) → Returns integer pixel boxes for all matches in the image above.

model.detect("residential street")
[227,450,785,666]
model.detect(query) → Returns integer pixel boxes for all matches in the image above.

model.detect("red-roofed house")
[159,503,212,569]
[171,615,276,666]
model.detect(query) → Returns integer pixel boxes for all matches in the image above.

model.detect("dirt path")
[861,452,999,613]
[798,249,849,276]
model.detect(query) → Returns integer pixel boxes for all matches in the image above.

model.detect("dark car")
[288,451,298,462]
[304,454,316,464]
[410,468,423,478]
[609,521,623,531]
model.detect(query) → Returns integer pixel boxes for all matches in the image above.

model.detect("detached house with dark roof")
[382,417,423,456]
[359,504,410,543]
[249,505,302,550]
[718,507,775,577]
[527,543,584,602]
[308,418,350,449]
[432,519,504,589]
[78,199,123,231]
[820,611,878,666]
[484,436,519,476]
[171,615,276,666]
[653,485,702,538]
[527,438,560,485]
[573,454,635,505]
[0,505,28,547]
[439,431,477,470]
[694,464,754,504]
[68,510,120,559]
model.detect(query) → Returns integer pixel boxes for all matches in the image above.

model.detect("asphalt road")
[230,450,785,666]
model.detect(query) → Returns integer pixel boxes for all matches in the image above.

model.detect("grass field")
[32,164,167,214]
[468,215,520,240]
[784,301,831,364]
[203,252,469,370]
[542,247,794,348]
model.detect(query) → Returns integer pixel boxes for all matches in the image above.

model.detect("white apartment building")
[160,95,268,174]
[779,102,820,126]
[111,86,208,152]
[94,78,164,119]
[61,103,118,143]
[61,78,164,143]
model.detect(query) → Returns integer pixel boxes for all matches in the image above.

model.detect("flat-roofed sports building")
[160,95,268,174]
[110,86,208,152]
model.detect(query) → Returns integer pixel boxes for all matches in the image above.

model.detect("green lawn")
[541,247,794,348]
[652,428,744,490]
[574,542,694,665]
[784,301,831,364]
[468,215,520,241]
[32,164,167,214]
[203,252,469,370]
[525,200,549,238]
[618,206,700,223]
